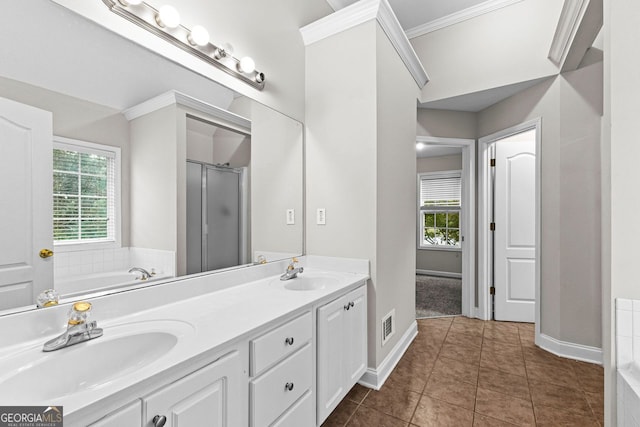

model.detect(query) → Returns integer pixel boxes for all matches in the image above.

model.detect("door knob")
[152,415,167,427]
[39,249,54,258]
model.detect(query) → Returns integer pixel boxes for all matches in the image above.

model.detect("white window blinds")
[419,172,462,208]
[53,139,118,244]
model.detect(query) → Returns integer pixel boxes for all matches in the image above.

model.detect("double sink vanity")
[0,256,369,427]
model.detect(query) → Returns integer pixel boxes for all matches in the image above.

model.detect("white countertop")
[0,262,368,422]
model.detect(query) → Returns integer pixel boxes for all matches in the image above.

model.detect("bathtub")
[616,298,640,426]
[618,363,640,426]
[56,271,172,300]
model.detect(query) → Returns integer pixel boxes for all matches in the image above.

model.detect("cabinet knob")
[153,415,167,427]
[349,301,354,308]
[344,303,350,311]
[285,382,294,391]
[285,337,294,345]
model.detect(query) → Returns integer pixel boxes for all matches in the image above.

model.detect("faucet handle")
[287,257,299,271]
[68,301,92,326]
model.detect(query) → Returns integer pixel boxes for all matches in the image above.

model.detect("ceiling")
[328,0,509,34]
[327,0,553,112]
[0,0,235,111]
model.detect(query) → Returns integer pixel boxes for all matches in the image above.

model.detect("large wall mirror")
[0,0,303,315]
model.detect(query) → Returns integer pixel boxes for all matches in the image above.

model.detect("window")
[418,171,461,249]
[53,137,120,247]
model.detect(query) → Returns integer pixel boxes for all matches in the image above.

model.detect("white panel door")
[0,97,52,311]
[494,129,536,322]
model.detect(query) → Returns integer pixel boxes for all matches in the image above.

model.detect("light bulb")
[188,25,210,47]
[125,0,143,4]
[416,142,426,150]
[156,5,180,29]
[238,57,256,74]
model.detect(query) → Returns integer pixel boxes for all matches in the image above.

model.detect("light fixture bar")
[102,0,265,90]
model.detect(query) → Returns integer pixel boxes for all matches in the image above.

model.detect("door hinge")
[490,158,496,167]
[490,286,495,295]
[490,222,495,231]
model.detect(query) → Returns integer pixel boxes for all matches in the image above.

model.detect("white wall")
[375,23,420,364]
[306,19,419,367]
[417,109,476,139]
[52,0,334,122]
[477,60,603,349]
[130,105,179,263]
[602,1,640,424]
[0,77,131,247]
[251,102,304,260]
[410,0,562,103]
[416,154,463,274]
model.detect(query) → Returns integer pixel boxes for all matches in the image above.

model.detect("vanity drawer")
[250,311,311,376]
[272,390,314,427]
[250,343,312,427]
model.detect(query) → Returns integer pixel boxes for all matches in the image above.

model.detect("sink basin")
[0,320,193,403]
[271,272,341,291]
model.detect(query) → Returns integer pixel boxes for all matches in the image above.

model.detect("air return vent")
[382,309,395,345]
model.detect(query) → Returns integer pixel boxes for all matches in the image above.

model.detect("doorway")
[478,119,540,322]
[415,136,475,318]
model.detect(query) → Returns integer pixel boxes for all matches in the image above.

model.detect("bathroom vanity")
[0,257,368,427]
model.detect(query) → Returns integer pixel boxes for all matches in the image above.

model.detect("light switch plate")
[286,209,295,225]
[317,208,326,225]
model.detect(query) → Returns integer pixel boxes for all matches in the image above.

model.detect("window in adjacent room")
[53,137,120,247]
[418,170,461,249]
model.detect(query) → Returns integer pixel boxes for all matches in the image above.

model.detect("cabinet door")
[316,293,348,424]
[144,350,242,427]
[343,286,367,384]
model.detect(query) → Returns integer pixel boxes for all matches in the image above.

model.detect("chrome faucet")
[280,257,304,281]
[43,302,103,352]
[128,267,153,280]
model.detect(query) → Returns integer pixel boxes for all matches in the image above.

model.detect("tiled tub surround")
[0,256,368,425]
[53,247,176,278]
[324,317,604,426]
[53,247,176,298]
[616,298,640,426]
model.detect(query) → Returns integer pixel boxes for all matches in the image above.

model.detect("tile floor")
[322,316,604,426]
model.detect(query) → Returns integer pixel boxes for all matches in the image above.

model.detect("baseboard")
[416,269,462,279]
[358,320,418,390]
[537,333,603,365]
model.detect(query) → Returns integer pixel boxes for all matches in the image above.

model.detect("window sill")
[54,240,120,253]
[417,245,462,252]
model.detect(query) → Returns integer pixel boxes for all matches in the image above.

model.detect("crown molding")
[123,90,251,132]
[405,0,524,39]
[300,0,429,88]
[548,0,591,68]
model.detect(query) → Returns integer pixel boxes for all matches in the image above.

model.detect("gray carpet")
[416,274,462,318]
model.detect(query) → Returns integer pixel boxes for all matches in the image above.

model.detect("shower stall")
[186,161,249,274]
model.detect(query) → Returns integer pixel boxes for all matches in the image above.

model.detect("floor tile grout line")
[408,316,454,426]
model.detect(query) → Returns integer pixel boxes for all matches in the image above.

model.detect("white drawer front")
[272,390,314,427]
[250,343,312,427]
[250,311,312,376]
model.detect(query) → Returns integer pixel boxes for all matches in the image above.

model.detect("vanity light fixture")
[155,5,180,29]
[102,0,265,90]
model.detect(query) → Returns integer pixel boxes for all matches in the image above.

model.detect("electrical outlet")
[317,208,326,225]
[286,209,295,225]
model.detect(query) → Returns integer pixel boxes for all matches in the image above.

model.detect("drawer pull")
[349,301,354,308]
[344,303,350,311]
[152,415,167,427]
[285,337,295,345]
[285,382,294,391]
